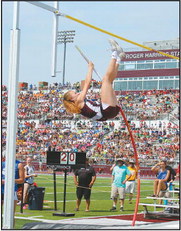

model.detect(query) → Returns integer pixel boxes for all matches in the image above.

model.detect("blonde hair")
[63,91,81,114]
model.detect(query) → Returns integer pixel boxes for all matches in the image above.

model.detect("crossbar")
[27,1,59,13]
[60,14,179,60]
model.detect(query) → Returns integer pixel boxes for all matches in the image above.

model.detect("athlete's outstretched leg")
[101,40,125,107]
[103,57,119,83]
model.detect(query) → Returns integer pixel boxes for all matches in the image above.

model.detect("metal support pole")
[53,167,74,217]
[51,1,59,77]
[53,171,57,211]
[3,2,20,229]
[62,168,67,213]
[27,1,59,13]
[62,42,67,85]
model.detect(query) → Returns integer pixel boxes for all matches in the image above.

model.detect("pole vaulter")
[76,44,141,226]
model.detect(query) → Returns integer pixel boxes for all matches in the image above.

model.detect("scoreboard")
[46,151,86,169]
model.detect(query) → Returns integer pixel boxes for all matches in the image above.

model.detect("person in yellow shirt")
[125,160,138,204]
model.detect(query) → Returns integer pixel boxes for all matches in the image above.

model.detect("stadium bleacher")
[2,83,179,174]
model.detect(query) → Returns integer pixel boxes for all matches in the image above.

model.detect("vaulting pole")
[119,107,140,226]
[75,45,101,80]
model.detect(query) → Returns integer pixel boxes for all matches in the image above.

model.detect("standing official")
[125,160,137,204]
[110,158,131,211]
[73,158,96,212]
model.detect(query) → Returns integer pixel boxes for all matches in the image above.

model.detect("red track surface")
[98,213,179,223]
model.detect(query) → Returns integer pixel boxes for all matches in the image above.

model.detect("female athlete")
[63,39,125,121]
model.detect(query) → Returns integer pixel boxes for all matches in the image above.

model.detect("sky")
[2,1,179,86]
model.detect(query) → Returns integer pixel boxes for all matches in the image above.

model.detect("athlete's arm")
[76,62,94,106]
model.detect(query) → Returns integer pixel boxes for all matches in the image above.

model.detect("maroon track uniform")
[80,100,120,121]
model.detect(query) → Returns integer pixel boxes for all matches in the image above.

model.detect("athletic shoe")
[120,207,124,211]
[108,39,125,58]
[109,39,122,52]
[17,201,21,205]
[119,52,126,59]
[75,208,79,211]
[110,206,116,211]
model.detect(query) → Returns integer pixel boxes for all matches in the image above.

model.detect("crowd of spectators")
[2,82,180,167]
[89,124,179,166]
[117,90,179,121]
[2,83,179,121]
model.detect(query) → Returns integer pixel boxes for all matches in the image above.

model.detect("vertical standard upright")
[27,1,60,77]
[51,2,59,77]
[3,2,60,228]
[53,167,75,217]
[3,2,21,229]
[53,171,57,211]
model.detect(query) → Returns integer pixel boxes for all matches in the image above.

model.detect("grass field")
[13,174,178,229]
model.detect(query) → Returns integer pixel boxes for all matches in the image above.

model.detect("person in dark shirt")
[73,158,96,212]
[166,165,176,182]
[162,160,176,183]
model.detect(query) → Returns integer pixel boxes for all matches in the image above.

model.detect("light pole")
[57,30,75,85]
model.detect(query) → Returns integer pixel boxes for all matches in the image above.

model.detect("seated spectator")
[151,161,170,197]
[162,159,176,186]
